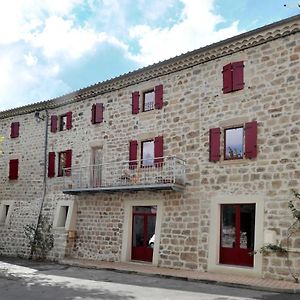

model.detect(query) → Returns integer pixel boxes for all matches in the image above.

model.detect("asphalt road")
[0,257,298,300]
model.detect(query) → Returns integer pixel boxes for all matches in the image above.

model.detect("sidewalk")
[60,258,300,294]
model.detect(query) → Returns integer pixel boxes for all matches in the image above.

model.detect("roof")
[1,14,300,119]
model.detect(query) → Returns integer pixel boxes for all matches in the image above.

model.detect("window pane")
[142,141,154,166]
[58,152,67,176]
[144,91,154,111]
[240,204,256,249]
[60,115,67,131]
[221,204,236,248]
[133,215,144,247]
[225,127,243,159]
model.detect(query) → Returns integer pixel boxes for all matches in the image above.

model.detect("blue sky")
[0,0,299,111]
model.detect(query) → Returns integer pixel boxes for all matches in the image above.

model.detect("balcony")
[62,156,186,194]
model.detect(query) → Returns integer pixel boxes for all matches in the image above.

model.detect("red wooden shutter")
[95,103,103,123]
[50,115,58,133]
[244,121,257,159]
[154,84,163,109]
[66,111,72,130]
[154,136,164,167]
[129,140,138,169]
[9,159,19,180]
[91,104,96,124]
[65,149,72,176]
[10,122,20,138]
[48,152,56,177]
[222,63,232,94]
[232,61,244,91]
[132,91,140,114]
[209,128,221,162]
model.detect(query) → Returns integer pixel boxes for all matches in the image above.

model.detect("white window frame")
[53,200,77,230]
[208,195,264,276]
[0,201,13,226]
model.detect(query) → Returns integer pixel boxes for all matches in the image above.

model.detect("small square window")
[59,115,67,131]
[141,140,154,166]
[143,90,155,112]
[56,206,69,228]
[224,127,244,160]
[58,151,67,176]
[0,204,11,225]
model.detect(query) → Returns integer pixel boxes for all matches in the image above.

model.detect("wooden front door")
[220,204,255,267]
[131,206,156,262]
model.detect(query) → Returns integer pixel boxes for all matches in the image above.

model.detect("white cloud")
[128,0,241,65]
[24,53,38,66]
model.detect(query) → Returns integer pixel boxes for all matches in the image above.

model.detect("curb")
[59,259,300,294]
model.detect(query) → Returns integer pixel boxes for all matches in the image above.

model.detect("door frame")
[121,199,163,265]
[208,194,264,276]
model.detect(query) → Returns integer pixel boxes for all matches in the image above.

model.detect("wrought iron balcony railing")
[62,156,186,194]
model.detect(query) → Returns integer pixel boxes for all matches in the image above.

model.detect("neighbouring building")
[0,15,300,281]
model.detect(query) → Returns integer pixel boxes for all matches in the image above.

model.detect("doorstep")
[60,258,300,294]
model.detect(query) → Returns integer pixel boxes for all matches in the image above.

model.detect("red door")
[132,206,156,262]
[220,204,255,267]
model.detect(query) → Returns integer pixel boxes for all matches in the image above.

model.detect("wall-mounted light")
[34,111,45,122]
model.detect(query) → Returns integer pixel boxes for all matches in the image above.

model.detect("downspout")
[29,109,49,259]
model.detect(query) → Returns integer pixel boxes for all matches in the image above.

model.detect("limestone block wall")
[0,112,46,257]
[198,33,300,279]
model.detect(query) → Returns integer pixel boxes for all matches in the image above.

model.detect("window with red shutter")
[129,140,138,169]
[10,122,20,138]
[51,115,58,133]
[209,128,221,162]
[66,112,72,130]
[132,92,140,114]
[232,61,244,91]
[222,61,244,94]
[244,121,257,159]
[91,103,103,124]
[154,136,164,167]
[154,84,163,109]
[48,152,56,177]
[9,159,19,180]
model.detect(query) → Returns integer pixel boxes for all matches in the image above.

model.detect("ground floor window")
[220,204,255,267]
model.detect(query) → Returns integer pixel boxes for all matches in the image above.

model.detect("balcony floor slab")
[62,183,185,195]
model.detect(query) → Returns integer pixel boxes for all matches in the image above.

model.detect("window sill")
[219,159,250,166]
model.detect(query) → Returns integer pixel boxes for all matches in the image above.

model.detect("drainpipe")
[29,109,49,259]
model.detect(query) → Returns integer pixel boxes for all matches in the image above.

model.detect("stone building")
[0,15,300,281]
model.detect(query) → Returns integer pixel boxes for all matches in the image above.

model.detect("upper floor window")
[129,136,164,169]
[141,140,154,166]
[51,112,72,133]
[59,115,68,131]
[224,127,243,160]
[222,61,244,94]
[132,84,163,114]
[91,103,104,124]
[48,150,72,177]
[10,122,20,138]
[9,159,19,180]
[209,121,257,162]
[58,151,67,176]
[143,90,155,112]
